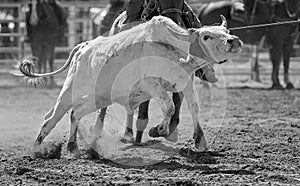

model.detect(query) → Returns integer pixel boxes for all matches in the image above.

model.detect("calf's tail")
[19,44,82,87]
[19,44,81,78]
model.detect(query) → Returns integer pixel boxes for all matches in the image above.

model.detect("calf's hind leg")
[67,95,99,155]
[33,87,72,156]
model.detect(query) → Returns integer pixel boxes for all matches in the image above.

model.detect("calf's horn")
[220,15,227,28]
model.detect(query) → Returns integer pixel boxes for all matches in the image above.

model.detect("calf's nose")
[228,37,243,47]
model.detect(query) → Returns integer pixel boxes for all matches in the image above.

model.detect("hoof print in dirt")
[179,147,219,164]
[14,166,33,175]
[32,142,62,159]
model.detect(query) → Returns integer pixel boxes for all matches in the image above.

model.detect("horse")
[198,0,299,89]
[268,0,299,89]
[26,0,66,87]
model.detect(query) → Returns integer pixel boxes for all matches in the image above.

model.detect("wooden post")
[68,6,76,47]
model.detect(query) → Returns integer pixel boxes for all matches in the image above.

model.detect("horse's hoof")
[270,83,284,90]
[120,135,134,144]
[286,82,294,89]
[149,127,160,138]
[133,142,145,146]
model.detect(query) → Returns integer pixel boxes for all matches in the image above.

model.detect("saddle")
[140,0,196,28]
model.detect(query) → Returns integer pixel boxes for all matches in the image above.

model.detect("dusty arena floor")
[0,84,300,185]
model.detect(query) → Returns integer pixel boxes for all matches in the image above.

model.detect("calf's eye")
[203,35,211,41]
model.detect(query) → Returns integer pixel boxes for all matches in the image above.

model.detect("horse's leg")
[134,101,150,144]
[40,46,48,74]
[121,112,134,143]
[148,92,183,142]
[269,42,283,89]
[149,93,174,138]
[48,44,56,87]
[30,42,42,74]
[251,45,261,82]
[183,78,207,151]
[164,92,183,142]
[283,36,294,89]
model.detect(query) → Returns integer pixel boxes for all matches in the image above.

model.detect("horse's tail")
[109,11,127,36]
[19,44,81,79]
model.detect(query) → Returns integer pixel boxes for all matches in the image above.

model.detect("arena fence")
[0,1,108,65]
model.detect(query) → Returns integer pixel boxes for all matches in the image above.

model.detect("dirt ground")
[0,82,300,185]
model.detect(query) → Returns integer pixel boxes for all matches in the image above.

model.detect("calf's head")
[167,15,243,64]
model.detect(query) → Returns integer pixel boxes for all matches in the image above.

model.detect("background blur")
[0,0,299,87]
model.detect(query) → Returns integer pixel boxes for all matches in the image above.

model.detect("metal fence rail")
[0,1,109,65]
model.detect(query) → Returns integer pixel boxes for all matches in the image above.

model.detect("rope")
[229,19,300,31]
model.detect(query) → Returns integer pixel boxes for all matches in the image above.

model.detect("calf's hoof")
[194,134,208,152]
[120,134,134,144]
[286,82,294,90]
[31,149,43,159]
[67,142,79,153]
[32,142,62,159]
[164,128,178,142]
[195,144,208,152]
[195,138,208,152]
[86,147,100,159]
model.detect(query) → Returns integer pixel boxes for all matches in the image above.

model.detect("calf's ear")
[189,32,206,59]
[187,28,198,43]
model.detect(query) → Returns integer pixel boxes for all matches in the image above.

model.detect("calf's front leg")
[183,78,208,151]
